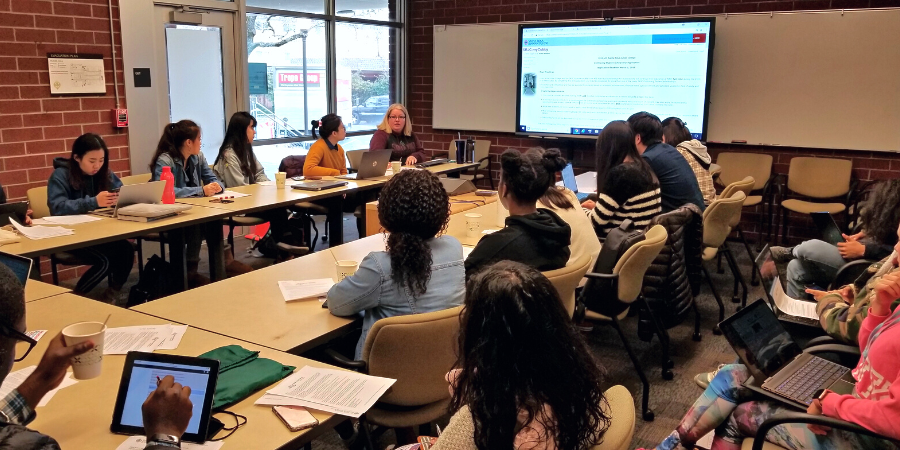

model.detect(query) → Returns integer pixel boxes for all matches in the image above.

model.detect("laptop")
[0,201,28,226]
[561,163,591,202]
[337,150,392,180]
[291,180,349,191]
[0,251,32,285]
[810,212,844,245]
[90,181,166,218]
[755,244,820,328]
[719,300,855,408]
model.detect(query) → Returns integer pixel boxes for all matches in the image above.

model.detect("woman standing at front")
[368,104,428,166]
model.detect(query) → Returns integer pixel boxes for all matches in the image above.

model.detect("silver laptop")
[337,150,392,180]
[91,181,166,218]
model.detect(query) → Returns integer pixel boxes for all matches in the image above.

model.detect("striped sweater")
[584,162,662,238]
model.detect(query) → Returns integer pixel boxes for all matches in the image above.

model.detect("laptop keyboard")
[772,357,848,405]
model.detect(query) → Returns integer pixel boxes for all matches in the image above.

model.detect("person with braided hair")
[326,169,465,359]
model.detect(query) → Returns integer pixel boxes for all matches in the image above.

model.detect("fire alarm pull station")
[114,109,128,128]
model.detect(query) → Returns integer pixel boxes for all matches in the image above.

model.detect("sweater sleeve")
[863,239,894,261]
[821,369,900,439]
[368,130,388,151]
[303,143,341,177]
[47,172,98,215]
[326,254,383,317]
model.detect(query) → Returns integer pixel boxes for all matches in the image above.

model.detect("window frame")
[242,0,405,147]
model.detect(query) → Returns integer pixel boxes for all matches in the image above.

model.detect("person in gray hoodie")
[662,117,715,205]
[465,148,572,276]
[46,134,134,302]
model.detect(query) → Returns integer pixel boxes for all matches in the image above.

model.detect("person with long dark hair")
[464,148,571,276]
[434,261,610,450]
[326,169,465,358]
[580,120,662,239]
[46,133,134,302]
[772,179,900,299]
[661,117,715,205]
[303,114,348,176]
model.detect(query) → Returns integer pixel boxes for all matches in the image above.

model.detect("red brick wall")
[0,0,128,281]
[408,0,900,244]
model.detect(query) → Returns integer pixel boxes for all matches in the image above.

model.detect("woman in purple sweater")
[368,103,427,166]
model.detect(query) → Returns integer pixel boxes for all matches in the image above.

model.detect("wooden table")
[24,279,69,302]
[20,294,345,450]
[329,234,386,263]
[445,203,500,247]
[133,249,358,355]
[364,193,498,236]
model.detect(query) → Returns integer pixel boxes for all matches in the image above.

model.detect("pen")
[156,376,161,386]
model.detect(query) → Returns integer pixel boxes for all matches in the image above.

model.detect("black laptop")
[810,212,844,246]
[291,180,348,191]
[719,300,855,409]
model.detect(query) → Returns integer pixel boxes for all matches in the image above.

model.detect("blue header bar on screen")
[522,33,704,47]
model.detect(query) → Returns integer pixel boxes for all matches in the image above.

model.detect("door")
[152,6,237,164]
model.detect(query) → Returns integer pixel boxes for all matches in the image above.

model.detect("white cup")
[275,172,287,189]
[391,161,402,174]
[496,196,509,227]
[335,260,359,282]
[62,321,106,380]
[465,213,483,238]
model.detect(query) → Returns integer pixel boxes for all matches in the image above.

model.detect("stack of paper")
[214,190,250,199]
[10,218,74,240]
[257,366,395,417]
[278,279,335,302]
[116,436,223,450]
[0,366,77,407]
[104,324,188,355]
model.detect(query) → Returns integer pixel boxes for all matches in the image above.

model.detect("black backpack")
[127,255,178,307]
[580,219,647,317]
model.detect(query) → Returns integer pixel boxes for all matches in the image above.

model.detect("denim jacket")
[151,152,223,198]
[327,235,467,359]
[47,158,122,215]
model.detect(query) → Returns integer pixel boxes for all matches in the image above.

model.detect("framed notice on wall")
[47,53,106,95]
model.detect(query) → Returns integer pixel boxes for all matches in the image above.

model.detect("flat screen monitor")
[516,18,715,140]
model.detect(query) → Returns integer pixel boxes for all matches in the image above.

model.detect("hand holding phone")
[273,406,318,432]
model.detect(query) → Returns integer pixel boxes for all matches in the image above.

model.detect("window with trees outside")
[246,0,402,176]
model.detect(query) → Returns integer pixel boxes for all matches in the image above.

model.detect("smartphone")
[273,406,318,432]
[108,188,121,193]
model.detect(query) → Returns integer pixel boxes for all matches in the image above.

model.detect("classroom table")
[24,279,69,302]
[329,233,387,262]
[133,249,358,355]
[19,294,345,450]
[364,193,498,236]
[444,202,500,247]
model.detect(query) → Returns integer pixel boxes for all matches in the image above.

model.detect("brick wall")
[0,0,128,281]
[408,0,900,244]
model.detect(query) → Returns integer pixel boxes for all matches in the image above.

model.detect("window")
[246,0,402,157]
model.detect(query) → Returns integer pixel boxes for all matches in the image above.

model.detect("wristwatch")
[812,388,831,402]
[147,434,181,449]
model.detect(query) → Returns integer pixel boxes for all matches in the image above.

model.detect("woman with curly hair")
[326,169,466,359]
[433,261,610,450]
[772,179,900,299]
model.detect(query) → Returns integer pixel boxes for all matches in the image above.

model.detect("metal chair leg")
[136,238,144,277]
[691,300,702,341]
[737,225,760,286]
[639,296,673,380]
[610,315,654,421]
[702,264,725,334]
[359,415,376,450]
[724,249,749,309]
[227,222,236,257]
[50,254,59,285]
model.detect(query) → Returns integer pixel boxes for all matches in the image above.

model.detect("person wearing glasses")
[368,103,428,166]
[0,265,193,449]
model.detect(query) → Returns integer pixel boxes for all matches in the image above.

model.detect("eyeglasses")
[0,323,37,362]
[388,115,406,120]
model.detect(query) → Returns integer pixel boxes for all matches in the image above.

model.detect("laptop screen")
[0,252,32,285]
[719,300,802,379]
[561,163,578,193]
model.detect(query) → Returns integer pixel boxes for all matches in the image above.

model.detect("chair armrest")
[323,348,368,372]
[803,343,860,358]
[752,411,891,450]
[828,259,875,290]
[584,272,619,280]
[805,335,839,348]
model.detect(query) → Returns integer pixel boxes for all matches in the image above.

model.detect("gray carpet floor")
[60,216,824,449]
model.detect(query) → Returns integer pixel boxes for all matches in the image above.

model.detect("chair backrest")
[702,191,746,249]
[346,149,366,170]
[362,306,462,406]
[278,155,306,178]
[26,186,50,219]
[613,224,667,302]
[715,152,772,190]
[720,176,755,227]
[787,157,852,198]
[592,385,635,450]
[120,173,152,185]
[543,253,592,318]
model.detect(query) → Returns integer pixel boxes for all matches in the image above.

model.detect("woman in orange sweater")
[303,113,348,176]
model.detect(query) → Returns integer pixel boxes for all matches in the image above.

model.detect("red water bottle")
[160,166,175,204]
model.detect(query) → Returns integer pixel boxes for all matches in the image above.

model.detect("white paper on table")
[26,330,47,342]
[10,218,74,240]
[771,275,818,320]
[0,366,78,407]
[213,190,250,199]
[116,436,224,450]
[462,246,474,260]
[254,393,310,407]
[42,215,101,225]
[104,325,172,354]
[481,229,498,235]
[266,366,396,418]
[278,279,335,302]
[155,324,188,350]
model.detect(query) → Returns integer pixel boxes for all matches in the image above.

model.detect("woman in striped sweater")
[582,120,662,239]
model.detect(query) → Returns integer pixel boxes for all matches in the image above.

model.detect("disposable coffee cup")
[335,260,359,282]
[465,213,483,238]
[391,161,402,174]
[62,321,106,380]
[275,172,287,189]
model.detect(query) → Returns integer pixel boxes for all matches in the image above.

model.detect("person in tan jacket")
[662,117,715,205]
[303,113,348,177]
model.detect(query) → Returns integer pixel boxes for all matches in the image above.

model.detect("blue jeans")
[786,239,848,299]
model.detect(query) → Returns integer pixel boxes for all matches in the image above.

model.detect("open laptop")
[337,150,392,180]
[810,212,844,245]
[0,251,32,285]
[90,181,166,218]
[719,300,855,409]
[561,163,591,202]
[755,244,821,328]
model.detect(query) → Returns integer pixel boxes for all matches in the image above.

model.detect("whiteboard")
[431,10,900,151]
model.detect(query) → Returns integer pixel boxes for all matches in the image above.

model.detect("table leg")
[327,196,344,246]
[205,220,226,282]
[168,228,188,292]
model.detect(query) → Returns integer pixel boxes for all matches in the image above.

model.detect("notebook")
[291,180,348,191]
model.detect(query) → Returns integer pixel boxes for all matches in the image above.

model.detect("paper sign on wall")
[47,53,106,94]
